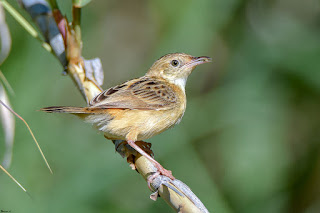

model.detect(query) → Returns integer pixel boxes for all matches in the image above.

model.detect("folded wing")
[89,77,177,110]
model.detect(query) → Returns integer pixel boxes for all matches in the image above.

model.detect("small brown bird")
[41,53,211,183]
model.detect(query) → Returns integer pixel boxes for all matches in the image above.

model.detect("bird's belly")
[86,109,183,141]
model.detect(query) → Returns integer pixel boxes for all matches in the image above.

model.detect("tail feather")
[40,106,87,114]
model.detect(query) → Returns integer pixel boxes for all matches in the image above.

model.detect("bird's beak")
[185,56,212,68]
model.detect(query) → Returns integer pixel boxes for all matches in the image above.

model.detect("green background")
[1,0,320,212]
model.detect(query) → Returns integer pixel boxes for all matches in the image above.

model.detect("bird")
[41,53,211,184]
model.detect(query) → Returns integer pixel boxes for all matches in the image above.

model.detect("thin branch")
[135,156,209,212]
[72,0,82,48]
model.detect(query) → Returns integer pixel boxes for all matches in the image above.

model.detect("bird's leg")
[135,141,154,157]
[127,140,175,183]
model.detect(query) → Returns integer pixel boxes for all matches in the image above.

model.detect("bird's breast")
[86,103,186,141]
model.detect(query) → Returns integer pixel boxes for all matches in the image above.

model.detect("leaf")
[0,82,14,168]
[0,3,12,65]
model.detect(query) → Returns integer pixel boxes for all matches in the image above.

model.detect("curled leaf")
[0,3,11,65]
[0,82,14,168]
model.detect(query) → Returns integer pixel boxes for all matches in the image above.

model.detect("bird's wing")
[89,77,178,110]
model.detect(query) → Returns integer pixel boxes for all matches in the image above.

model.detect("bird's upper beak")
[185,56,212,68]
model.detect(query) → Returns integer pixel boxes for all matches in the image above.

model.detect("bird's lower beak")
[186,56,212,68]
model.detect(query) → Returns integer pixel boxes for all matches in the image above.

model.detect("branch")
[18,1,209,212]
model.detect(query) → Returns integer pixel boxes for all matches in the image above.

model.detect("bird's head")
[146,53,211,90]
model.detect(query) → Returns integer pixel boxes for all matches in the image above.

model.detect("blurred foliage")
[1,0,320,212]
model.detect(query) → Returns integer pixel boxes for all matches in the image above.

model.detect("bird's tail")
[40,106,88,114]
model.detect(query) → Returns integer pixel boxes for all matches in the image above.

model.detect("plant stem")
[72,0,82,48]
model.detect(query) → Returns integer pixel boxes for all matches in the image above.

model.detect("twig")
[72,0,82,48]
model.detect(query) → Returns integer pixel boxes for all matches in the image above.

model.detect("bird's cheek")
[177,69,189,78]
[163,68,173,76]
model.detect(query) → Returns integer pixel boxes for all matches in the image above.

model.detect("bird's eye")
[171,60,179,67]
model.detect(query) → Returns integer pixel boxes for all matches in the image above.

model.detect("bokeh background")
[1,0,320,212]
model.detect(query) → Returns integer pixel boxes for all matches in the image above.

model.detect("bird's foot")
[147,162,175,191]
[154,163,174,180]
[126,139,175,190]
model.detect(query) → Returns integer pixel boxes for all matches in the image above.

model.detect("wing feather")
[89,77,177,110]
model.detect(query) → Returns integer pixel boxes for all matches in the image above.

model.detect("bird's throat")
[172,77,187,93]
